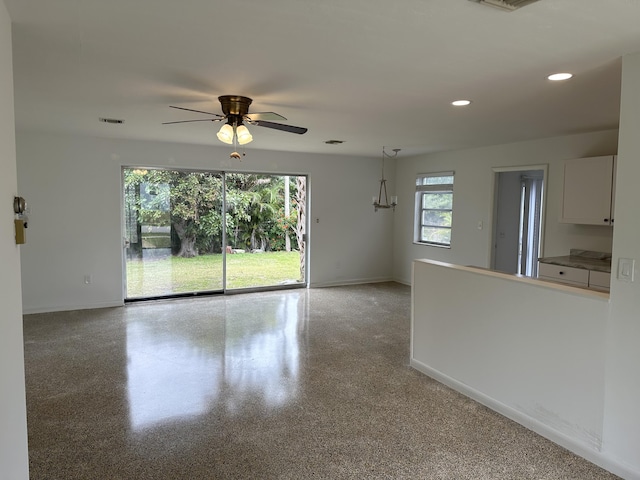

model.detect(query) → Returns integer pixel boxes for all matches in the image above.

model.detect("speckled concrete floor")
[23,283,618,479]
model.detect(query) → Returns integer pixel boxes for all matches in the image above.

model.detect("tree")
[124,169,223,258]
[284,175,291,251]
[225,174,282,251]
[295,176,306,280]
[124,169,303,260]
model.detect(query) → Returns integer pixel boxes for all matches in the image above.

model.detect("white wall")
[16,132,396,313]
[603,51,640,475]
[407,53,640,478]
[393,130,618,284]
[0,1,30,478]
[411,261,636,478]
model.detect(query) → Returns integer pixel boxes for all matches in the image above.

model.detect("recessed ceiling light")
[547,73,573,81]
[451,100,472,107]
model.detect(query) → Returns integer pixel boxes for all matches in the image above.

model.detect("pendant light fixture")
[373,147,399,212]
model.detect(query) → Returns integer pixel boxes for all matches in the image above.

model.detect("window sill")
[413,241,451,249]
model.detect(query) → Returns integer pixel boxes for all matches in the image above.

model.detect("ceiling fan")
[163,95,308,148]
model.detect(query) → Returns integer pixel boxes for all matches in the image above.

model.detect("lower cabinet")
[588,270,611,292]
[538,263,589,287]
[538,263,610,292]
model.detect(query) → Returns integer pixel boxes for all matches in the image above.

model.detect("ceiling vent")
[468,0,541,11]
[99,117,124,124]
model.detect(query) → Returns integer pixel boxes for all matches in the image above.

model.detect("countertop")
[538,249,611,273]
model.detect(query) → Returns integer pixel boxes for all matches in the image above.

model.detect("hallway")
[23,283,617,479]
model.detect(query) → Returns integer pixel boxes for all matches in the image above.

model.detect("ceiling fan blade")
[169,105,225,118]
[251,120,308,135]
[245,112,287,121]
[162,118,222,125]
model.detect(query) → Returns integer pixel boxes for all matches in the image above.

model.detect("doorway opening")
[122,167,307,300]
[491,166,547,277]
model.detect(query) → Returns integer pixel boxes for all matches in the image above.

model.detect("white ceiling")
[5,0,640,158]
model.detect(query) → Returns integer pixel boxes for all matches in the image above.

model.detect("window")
[414,172,454,247]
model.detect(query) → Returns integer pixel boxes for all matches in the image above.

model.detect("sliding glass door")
[123,167,306,299]
[224,173,306,290]
[123,168,224,298]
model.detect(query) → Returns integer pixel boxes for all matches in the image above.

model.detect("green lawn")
[126,251,302,298]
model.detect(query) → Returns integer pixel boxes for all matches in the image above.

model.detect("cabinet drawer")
[538,263,589,286]
[589,271,611,291]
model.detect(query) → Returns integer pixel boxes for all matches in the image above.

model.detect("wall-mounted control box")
[15,219,26,244]
[13,196,28,245]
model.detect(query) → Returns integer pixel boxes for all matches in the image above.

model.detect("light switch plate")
[618,258,635,282]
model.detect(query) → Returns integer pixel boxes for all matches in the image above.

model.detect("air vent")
[468,0,541,11]
[324,139,345,145]
[99,117,125,124]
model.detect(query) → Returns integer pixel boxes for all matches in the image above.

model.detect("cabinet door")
[589,270,611,292]
[560,156,614,225]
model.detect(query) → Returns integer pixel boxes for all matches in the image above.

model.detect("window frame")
[414,171,455,248]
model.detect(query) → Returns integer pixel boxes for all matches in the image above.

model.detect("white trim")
[23,300,124,315]
[414,172,455,246]
[491,164,547,173]
[309,276,394,288]
[409,358,640,480]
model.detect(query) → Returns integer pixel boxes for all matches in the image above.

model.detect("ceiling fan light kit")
[163,95,307,154]
[235,125,253,145]
[216,123,234,144]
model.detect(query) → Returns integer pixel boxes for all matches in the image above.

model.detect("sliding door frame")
[121,166,309,302]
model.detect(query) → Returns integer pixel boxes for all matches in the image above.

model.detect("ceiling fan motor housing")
[219,95,252,119]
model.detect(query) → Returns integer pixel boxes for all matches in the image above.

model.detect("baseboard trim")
[309,277,394,288]
[410,358,640,480]
[22,300,124,315]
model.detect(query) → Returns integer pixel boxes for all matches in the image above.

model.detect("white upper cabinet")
[560,155,616,226]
